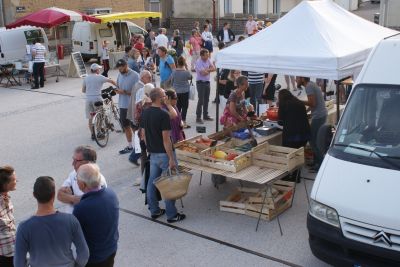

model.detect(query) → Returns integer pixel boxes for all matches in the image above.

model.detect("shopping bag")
[189,80,196,100]
[153,169,192,200]
[28,61,34,73]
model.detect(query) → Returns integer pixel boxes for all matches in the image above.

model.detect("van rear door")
[112,22,129,47]
[96,24,117,56]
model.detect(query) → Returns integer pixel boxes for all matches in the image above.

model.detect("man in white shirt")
[31,38,47,89]
[245,15,257,37]
[57,146,107,213]
[217,22,235,46]
[154,28,169,49]
[154,28,169,72]
[82,63,117,140]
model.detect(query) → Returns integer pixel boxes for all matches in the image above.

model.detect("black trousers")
[0,255,14,267]
[102,59,110,77]
[196,81,211,119]
[177,92,189,121]
[33,62,45,88]
[86,252,116,267]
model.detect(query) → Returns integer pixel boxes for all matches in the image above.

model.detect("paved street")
[0,65,328,267]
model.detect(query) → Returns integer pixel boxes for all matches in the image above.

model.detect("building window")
[224,0,232,14]
[243,0,257,15]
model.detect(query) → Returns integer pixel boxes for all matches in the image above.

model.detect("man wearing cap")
[115,59,140,155]
[82,63,117,140]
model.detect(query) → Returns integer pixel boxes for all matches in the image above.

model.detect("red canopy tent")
[6,7,100,29]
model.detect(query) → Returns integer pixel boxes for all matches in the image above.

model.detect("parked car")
[72,21,147,61]
[0,26,48,64]
[307,34,400,266]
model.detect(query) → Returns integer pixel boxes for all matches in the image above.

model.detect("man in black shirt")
[140,88,186,223]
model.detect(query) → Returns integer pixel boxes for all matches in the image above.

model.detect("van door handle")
[81,42,83,46]
[114,41,117,45]
[0,53,4,58]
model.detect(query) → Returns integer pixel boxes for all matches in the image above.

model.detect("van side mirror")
[316,124,335,156]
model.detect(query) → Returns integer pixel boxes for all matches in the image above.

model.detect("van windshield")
[128,26,144,35]
[24,30,45,45]
[332,84,400,170]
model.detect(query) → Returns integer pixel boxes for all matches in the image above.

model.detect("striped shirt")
[31,43,46,63]
[247,71,265,84]
[0,194,16,257]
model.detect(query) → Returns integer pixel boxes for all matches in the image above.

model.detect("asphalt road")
[0,67,329,267]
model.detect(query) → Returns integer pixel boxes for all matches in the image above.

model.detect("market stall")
[5,7,100,84]
[176,121,304,232]
[215,0,397,124]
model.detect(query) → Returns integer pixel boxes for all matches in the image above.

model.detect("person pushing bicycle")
[82,63,117,140]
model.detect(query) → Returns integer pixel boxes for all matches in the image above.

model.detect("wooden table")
[21,63,64,84]
[179,133,302,233]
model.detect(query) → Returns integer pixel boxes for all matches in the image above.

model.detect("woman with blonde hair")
[189,29,202,72]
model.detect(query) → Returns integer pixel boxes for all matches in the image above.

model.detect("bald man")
[74,164,119,267]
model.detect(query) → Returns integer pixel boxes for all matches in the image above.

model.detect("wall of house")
[384,0,400,28]
[173,0,213,18]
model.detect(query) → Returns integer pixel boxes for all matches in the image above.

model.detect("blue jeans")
[249,82,264,112]
[147,153,178,219]
[310,116,327,167]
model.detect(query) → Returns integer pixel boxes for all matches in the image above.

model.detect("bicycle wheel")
[93,112,109,147]
[111,103,124,133]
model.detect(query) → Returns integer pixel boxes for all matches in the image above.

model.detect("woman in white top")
[101,40,110,77]
[201,24,214,54]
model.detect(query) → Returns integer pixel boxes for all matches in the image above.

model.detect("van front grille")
[341,217,400,252]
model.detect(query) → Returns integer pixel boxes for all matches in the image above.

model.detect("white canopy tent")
[215,0,398,80]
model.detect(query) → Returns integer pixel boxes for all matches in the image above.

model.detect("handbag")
[153,169,192,200]
[28,61,34,73]
[189,79,196,100]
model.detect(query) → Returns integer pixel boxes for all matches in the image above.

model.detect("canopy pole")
[54,27,58,58]
[336,82,340,123]
[216,68,220,132]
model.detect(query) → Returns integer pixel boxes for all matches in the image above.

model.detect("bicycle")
[92,86,123,147]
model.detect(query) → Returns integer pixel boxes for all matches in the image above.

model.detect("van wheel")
[316,124,334,156]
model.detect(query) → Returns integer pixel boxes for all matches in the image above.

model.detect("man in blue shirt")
[157,46,176,89]
[115,59,140,154]
[74,164,119,267]
[14,176,89,267]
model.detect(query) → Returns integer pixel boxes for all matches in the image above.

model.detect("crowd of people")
[0,16,330,267]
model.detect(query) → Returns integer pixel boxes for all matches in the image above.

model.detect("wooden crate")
[251,142,304,172]
[174,135,215,164]
[201,145,252,173]
[218,139,254,153]
[219,180,295,221]
[208,121,248,141]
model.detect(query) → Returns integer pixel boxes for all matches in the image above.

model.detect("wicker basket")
[154,170,193,200]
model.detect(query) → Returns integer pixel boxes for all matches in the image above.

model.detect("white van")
[307,34,400,266]
[72,21,147,60]
[0,26,48,64]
